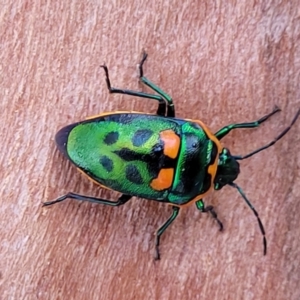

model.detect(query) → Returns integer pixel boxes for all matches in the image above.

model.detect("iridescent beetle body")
[56,113,224,205]
[44,53,300,259]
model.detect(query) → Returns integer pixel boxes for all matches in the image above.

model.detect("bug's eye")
[215,177,226,187]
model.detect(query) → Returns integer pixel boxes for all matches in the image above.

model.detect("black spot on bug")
[125,164,143,184]
[104,131,119,145]
[114,148,142,161]
[115,146,176,182]
[99,155,114,172]
[132,129,153,147]
[152,142,164,154]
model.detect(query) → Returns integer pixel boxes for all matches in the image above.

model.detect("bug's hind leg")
[43,193,132,207]
[100,52,176,117]
[154,206,180,260]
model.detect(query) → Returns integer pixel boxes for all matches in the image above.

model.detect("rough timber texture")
[1,1,300,299]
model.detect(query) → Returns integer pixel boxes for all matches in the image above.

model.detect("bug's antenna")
[233,108,300,160]
[229,182,267,255]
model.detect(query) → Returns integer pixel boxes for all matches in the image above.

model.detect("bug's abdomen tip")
[55,123,77,157]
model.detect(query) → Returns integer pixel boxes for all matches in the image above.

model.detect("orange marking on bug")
[160,130,180,159]
[190,119,223,179]
[150,168,174,191]
[170,188,214,208]
[170,164,219,208]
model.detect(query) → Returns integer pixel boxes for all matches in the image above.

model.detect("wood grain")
[1,1,299,299]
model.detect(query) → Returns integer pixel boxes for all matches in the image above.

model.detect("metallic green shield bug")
[43,52,300,259]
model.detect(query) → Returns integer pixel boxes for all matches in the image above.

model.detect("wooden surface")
[1,1,300,299]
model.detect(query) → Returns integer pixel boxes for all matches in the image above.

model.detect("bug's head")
[214,148,240,190]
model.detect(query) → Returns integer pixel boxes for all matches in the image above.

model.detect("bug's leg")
[234,108,300,160]
[155,206,180,260]
[100,63,167,116]
[195,200,223,231]
[139,52,175,117]
[43,193,131,207]
[215,106,281,140]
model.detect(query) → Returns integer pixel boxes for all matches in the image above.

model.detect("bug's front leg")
[195,199,223,231]
[214,106,280,140]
